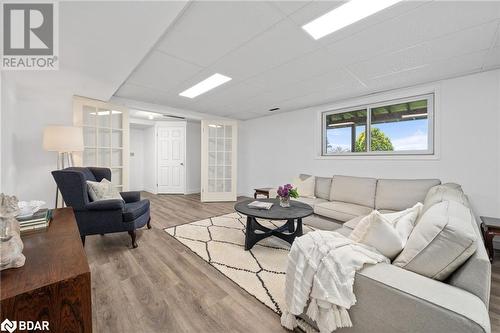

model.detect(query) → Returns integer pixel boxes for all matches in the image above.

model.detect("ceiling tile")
[156,1,284,67]
[325,2,500,69]
[127,50,203,93]
[364,50,488,91]
[267,1,312,16]
[189,81,267,111]
[483,46,500,69]
[348,21,498,82]
[244,48,344,89]
[224,111,262,120]
[210,19,320,81]
[115,83,161,104]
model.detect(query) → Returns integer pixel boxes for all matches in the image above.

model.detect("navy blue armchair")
[51,167,151,248]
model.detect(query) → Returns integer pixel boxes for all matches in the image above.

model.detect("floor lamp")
[43,126,84,208]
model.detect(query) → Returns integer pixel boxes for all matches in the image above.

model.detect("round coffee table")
[234,198,313,250]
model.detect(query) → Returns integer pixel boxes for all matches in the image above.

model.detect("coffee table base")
[244,216,303,250]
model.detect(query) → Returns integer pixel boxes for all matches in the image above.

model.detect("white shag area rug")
[165,212,340,318]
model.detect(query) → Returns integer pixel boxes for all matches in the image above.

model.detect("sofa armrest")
[85,199,124,211]
[353,263,490,333]
[120,191,141,203]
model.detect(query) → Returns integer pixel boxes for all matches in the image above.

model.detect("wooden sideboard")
[1,208,92,332]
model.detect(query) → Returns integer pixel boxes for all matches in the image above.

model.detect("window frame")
[321,93,434,156]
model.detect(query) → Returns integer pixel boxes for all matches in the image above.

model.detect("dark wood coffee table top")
[235,198,313,220]
[1,208,90,300]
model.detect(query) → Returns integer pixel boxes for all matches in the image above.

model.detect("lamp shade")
[43,126,84,152]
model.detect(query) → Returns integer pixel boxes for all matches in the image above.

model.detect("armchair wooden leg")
[81,235,86,246]
[147,217,152,229]
[128,230,138,248]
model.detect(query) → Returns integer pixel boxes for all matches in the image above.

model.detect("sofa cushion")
[295,197,327,208]
[303,214,342,231]
[349,203,422,259]
[122,199,150,222]
[375,179,441,211]
[393,200,477,281]
[330,175,377,208]
[314,201,372,222]
[315,177,332,200]
[423,183,469,213]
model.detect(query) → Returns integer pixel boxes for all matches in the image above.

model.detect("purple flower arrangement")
[277,184,299,199]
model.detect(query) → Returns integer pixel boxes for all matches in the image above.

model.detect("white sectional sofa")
[291,175,491,333]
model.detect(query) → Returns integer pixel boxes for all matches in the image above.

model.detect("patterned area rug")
[165,212,322,315]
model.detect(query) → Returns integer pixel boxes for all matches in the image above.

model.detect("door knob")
[180,162,184,166]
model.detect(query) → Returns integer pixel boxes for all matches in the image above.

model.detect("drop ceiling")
[114,0,500,120]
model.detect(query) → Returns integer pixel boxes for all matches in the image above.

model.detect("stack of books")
[17,209,52,235]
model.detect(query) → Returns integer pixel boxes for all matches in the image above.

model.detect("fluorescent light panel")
[90,110,122,116]
[302,0,402,40]
[328,121,355,127]
[179,73,232,98]
[401,113,428,119]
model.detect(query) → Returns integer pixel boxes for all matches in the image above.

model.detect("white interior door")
[157,123,186,194]
[201,120,237,202]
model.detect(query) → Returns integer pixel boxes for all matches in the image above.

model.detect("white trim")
[315,83,441,160]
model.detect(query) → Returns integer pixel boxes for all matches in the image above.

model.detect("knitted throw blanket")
[281,231,388,333]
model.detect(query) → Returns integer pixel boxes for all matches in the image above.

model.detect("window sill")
[315,153,440,161]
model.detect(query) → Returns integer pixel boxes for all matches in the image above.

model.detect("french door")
[73,96,129,191]
[201,120,237,202]
[157,123,186,194]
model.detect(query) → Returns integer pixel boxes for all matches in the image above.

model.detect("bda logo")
[1,2,59,70]
[0,319,16,333]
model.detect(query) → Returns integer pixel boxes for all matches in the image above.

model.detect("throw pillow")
[87,179,124,202]
[422,184,469,213]
[293,175,316,198]
[393,200,477,281]
[349,203,422,260]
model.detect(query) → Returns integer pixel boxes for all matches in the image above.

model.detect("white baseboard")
[185,188,201,194]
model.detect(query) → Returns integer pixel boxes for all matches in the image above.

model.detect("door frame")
[156,121,187,194]
[201,119,238,202]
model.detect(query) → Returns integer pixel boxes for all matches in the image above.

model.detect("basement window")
[322,94,434,156]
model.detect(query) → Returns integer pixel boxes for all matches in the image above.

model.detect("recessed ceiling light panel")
[302,0,402,40]
[179,73,232,98]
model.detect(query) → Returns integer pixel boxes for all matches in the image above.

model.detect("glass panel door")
[201,120,237,202]
[73,96,129,190]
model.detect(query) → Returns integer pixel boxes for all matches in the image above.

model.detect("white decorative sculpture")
[0,194,25,270]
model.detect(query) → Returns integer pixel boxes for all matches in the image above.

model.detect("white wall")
[129,127,145,191]
[186,121,201,194]
[238,69,500,217]
[1,83,74,206]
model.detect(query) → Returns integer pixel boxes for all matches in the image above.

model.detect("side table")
[254,187,274,199]
[480,216,500,262]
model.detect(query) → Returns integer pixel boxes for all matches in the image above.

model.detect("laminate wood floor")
[85,193,500,333]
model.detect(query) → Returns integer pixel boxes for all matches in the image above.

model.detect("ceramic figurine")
[0,194,25,270]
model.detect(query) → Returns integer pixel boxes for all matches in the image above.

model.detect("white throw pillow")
[349,203,423,259]
[293,175,316,198]
[87,179,124,202]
